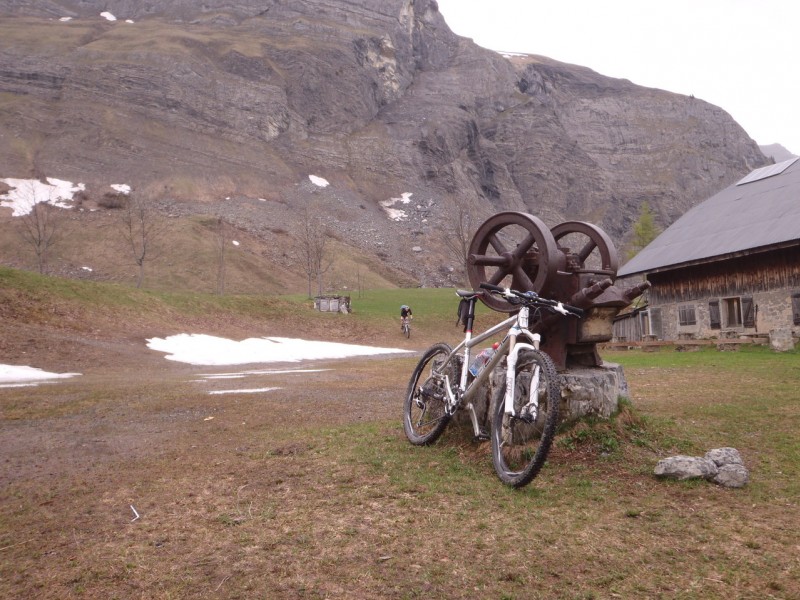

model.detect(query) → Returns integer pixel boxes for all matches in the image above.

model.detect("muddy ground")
[3,320,798,599]
[1,319,428,598]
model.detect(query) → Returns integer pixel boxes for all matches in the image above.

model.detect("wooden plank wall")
[649,246,800,304]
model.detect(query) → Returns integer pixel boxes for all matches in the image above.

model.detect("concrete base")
[769,328,796,352]
[452,361,628,433]
[558,362,627,421]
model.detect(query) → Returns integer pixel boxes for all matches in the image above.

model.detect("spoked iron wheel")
[467,212,563,312]
[550,221,619,281]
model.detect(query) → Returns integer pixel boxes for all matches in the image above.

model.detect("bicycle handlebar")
[479,282,585,318]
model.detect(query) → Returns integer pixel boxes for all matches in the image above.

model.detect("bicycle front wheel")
[491,348,560,488]
[404,322,411,338]
[403,343,455,445]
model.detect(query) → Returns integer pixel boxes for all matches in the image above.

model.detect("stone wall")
[558,362,627,421]
[654,287,799,342]
[314,296,351,314]
[454,360,628,432]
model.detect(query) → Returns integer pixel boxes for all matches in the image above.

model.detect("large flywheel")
[550,221,618,279]
[467,212,562,312]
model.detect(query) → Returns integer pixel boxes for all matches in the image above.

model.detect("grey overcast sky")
[435,0,799,156]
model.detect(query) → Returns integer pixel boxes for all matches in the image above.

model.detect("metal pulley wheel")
[467,211,561,312]
[550,221,619,279]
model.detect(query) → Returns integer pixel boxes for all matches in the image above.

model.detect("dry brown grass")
[0,273,798,599]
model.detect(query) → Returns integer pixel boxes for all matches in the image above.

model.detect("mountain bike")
[401,316,411,338]
[402,282,584,488]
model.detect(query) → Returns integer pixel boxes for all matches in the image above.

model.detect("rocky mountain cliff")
[760,143,797,162]
[0,0,770,288]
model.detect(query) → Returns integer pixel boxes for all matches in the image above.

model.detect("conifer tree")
[627,201,660,259]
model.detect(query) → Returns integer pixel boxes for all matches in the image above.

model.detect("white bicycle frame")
[440,305,541,437]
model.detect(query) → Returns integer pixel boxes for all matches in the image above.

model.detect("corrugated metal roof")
[619,158,800,276]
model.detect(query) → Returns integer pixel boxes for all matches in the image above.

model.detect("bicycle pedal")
[474,430,490,441]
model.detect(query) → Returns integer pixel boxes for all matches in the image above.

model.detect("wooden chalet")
[617,157,800,343]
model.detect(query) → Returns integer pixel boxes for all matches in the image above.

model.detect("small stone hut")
[314,295,351,314]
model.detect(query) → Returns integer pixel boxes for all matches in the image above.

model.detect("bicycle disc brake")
[518,365,540,422]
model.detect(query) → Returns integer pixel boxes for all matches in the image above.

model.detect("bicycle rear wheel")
[403,343,456,445]
[491,348,560,488]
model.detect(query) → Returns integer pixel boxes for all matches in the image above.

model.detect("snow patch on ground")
[209,387,281,395]
[197,369,328,381]
[100,11,116,21]
[0,177,85,216]
[197,368,328,396]
[0,365,81,387]
[147,334,408,366]
[309,175,330,188]
[380,192,413,221]
[1,337,401,393]
[111,183,131,194]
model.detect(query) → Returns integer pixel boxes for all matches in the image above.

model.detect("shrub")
[98,192,128,209]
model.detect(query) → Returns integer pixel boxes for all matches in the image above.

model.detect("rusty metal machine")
[467,212,650,370]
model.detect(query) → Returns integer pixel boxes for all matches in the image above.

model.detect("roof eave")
[620,239,800,277]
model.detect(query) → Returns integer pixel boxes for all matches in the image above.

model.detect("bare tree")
[15,181,63,274]
[120,187,164,288]
[295,207,332,298]
[443,196,483,284]
[216,217,228,295]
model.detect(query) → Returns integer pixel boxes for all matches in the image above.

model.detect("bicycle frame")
[438,300,542,438]
[404,285,581,486]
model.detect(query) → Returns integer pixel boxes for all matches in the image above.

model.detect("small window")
[792,293,800,326]
[678,304,697,326]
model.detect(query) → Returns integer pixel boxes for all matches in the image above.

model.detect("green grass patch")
[603,343,799,369]
[284,287,495,322]
[0,265,496,347]
[0,265,294,319]
[2,265,800,599]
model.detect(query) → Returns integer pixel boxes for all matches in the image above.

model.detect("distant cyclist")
[400,304,413,332]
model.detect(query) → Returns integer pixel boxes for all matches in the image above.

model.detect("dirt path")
[1,328,418,483]
[0,324,428,598]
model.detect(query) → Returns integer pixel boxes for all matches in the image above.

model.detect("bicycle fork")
[503,305,541,419]
[457,329,541,438]
[504,334,541,419]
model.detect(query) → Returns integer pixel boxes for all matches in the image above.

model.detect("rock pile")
[654,447,748,488]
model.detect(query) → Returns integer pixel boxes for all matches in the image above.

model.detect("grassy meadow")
[0,267,798,599]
